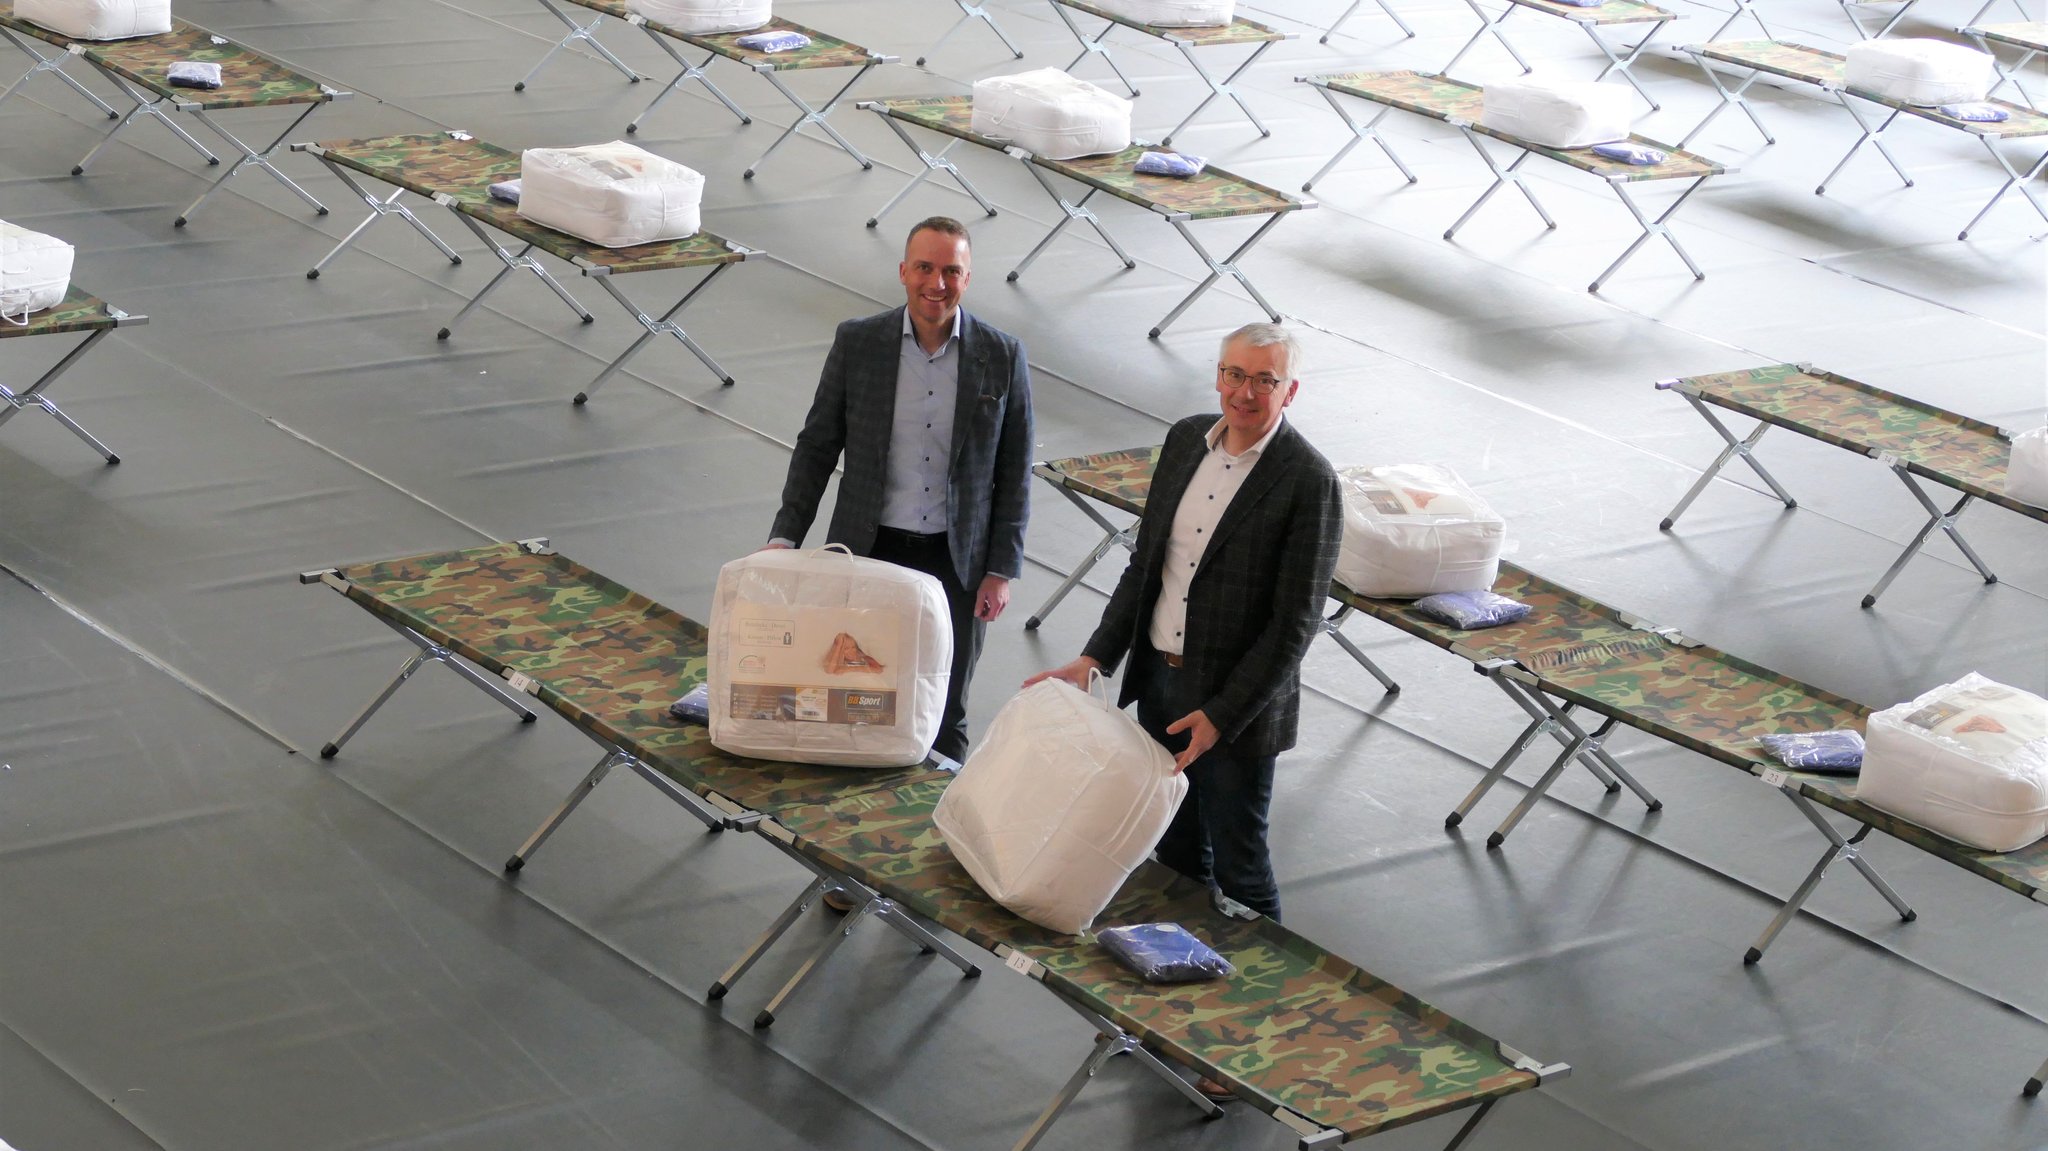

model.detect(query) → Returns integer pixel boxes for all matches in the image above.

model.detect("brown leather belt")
[1161,652,1184,669]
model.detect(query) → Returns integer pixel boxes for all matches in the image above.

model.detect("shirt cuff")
[768,537,797,549]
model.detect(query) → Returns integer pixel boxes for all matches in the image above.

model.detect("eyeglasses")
[1217,365,1283,395]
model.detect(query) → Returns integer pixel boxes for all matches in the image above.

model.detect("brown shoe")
[821,888,859,914]
[1195,1076,1234,1103]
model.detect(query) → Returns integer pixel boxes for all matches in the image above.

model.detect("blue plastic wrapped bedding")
[1096,923,1234,983]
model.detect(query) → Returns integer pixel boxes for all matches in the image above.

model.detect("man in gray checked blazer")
[768,217,1033,765]
[1031,322,1341,929]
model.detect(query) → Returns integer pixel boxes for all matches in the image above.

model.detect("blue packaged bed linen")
[1937,102,2008,122]
[1590,141,1667,165]
[1413,589,1532,629]
[670,682,711,725]
[735,30,811,52]
[488,179,522,204]
[1096,923,1234,983]
[1134,151,1207,178]
[1757,729,1863,774]
[167,61,223,90]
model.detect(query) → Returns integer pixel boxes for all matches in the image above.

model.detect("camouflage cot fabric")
[1671,363,2044,521]
[1508,0,1673,24]
[0,285,135,340]
[332,542,945,816]
[1034,445,1161,515]
[311,134,749,276]
[0,12,338,109]
[868,97,1305,219]
[775,778,1550,1139]
[1056,0,1288,44]
[1970,21,2048,49]
[1314,72,1725,181]
[1695,40,2048,134]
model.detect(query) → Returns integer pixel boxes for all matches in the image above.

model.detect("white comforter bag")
[2004,426,2048,508]
[1845,39,1995,106]
[1333,464,1506,598]
[1478,77,1632,148]
[1857,673,2048,852]
[0,222,75,324]
[17,0,172,39]
[971,69,1133,160]
[1092,0,1234,25]
[517,142,704,248]
[626,0,770,34]
[934,676,1185,934]
[708,546,951,767]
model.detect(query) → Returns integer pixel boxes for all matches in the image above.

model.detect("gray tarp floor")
[1,0,2045,1146]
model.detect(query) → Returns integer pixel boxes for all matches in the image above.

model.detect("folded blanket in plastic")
[488,179,522,204]
[167,61,222,89]
[1413,589,1530,629]
[1757,730,1864,773]
[1857,673,2048,851]
[1591,141,1666,165]
[517,141,704,248]
[669,682,711,725]
[735,29,809,52]
[1096,923,1235,982]
[1134,151,1206,178]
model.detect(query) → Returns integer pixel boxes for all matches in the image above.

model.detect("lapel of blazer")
[1197,420,1298,577]
[949,311,989,469]
[868,308,906,450]
[1143,426,1206,572]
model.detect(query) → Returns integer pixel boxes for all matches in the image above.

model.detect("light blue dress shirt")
[880,309,961,534]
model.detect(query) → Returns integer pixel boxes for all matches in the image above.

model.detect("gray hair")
[1220,321,1301,380]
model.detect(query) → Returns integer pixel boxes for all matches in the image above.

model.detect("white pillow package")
[627,0,771,34]
[1844,39,1995,106]
[934,676,1185,934]
[1333,464,1506,598]
[1478,77,1633,148]
[1857,673,2048,852]
[2005,426,2048,508]
[708,546,951,767]
[517,141,704,249]
[1091,0,1234,26]
[0,221,75,323]
[17,0,172,40]
[971,69,1133,160]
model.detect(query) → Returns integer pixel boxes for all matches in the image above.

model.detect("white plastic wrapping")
[1333,464,1506,598]
[517,141,704,248]
[1091,0,1234,25]
[1857,673,2048,852]
[971,69,1133,160]
[708,546,951,767]
[16,0,171,39]
[1478,77,1633,148]
[2005,426,2047,509]
[0,221,75,323]
[1844,39,1995,106]
[626,0,771,34]
[934,676,1185,934]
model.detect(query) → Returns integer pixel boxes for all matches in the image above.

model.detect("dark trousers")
[1131,646,1282,921]
[867,527,983,763]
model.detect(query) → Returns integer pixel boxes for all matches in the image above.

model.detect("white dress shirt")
[879,309,961,534]
[1148,416,1284,656]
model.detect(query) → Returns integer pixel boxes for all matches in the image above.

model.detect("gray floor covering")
[1,0,2046,1146]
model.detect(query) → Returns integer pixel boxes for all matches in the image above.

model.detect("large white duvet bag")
[1478,77,1632,148]
[935,677,1184,934]
[1857,673,2048,852]
[971,69,1133,160]
[517,141,703,248]
[1092,0,1234,25]
[0,222,74,323]
[1845,39,1995,106]
[626,0,770,34]
[2005,426,2048,508]
[1333,464,1506,598]
[16,0,172,39]
[708,546,951,767]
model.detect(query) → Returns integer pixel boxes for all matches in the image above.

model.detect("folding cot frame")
[0,286,145,465]
[1045,0,1296,144]
[0,16,346,228]
[306,538,1572,1149]
[1677,39,2048,239]
[511,0,893,179]
[1320,0,1419,44]
[1027,447,2048,1092]
[1297,71,1728,292]
[917,0,1028,67]
[858,95,1313,337]
[1656,362,2045,609]
[1964,20,2048,109]
[1440,0,1678,111]
[292,133,758,400]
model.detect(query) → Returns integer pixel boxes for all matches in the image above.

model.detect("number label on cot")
[506,671,537,695]
[1761,768,1789,789]
[1004,950,1034,975]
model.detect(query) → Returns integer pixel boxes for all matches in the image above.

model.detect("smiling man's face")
[901,227,972,333]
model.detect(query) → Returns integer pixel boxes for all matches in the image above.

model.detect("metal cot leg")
[1445,137,1555,238]
[0,26,119,118]
[625,29,750,135]
[301,156,464,279]
[1957,136,2048,239]
[0,328,121,463]
[1658,393,1798,530]
[517,0,640,91]
[918,0,1026,66]
[434,208,595,338]
[1817,98,1914,195]
[1442,0,1533,77]
[1860,465,1996,608]
[505,750,621,872]
[1025,484,1138,628]
[175,103,331,228]
[1319,605,1401,694]
[863,110,1001,227]
[1163,39,1278,145]
[1302,85,1419,191]
[575,265,739,402]
[1585,17,1672,110]
[1150,213,1289,338]
[1744,787,1914,963]
[1590,174,1713,292]
[1008,161,1137,281]
[1321,0,1417,42]
[317,623,538,760]
[743,63,880,179]
[1051,1,1142,96]
[1679,59,1775,148]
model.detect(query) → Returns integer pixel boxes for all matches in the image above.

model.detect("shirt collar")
[902,307,963,355]
[1205,414,1284,460]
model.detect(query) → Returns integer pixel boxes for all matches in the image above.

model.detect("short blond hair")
[1221,322,1301,380]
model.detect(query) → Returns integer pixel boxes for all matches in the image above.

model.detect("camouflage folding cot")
[1656,363,2046,608]
[509,0,895,180]
[1045,0,1297,144]
[1963,21,2047,110]
[768,776,1570,1151]
[858,95,1314,337]
[292,132,759,399]
[0,285,145,465]
[1677,39,2048,238]
[301,539,984,1014]
[1438,0,1677,110]
[0,8,347,227]
[1297,71,1728,292]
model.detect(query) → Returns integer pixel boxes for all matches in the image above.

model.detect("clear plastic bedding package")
[1095,923,1234,983]
[1412,589,1531,630]
[1757,729,1864,773]
[670,683,710,725]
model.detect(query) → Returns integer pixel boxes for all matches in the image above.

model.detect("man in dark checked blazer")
[767,217,1033,765]
[1030,322,1341,927]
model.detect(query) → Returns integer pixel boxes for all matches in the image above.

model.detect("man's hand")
[1024,655,1101,691]
[756,541,795,552]
[1164,709,1219,773]
[975,574,1011,622]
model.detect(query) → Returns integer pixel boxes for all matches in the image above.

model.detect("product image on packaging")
[726,604,899,726]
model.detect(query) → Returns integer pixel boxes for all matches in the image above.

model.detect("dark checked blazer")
[1083,414,1343,757]
[772,306,1033,590]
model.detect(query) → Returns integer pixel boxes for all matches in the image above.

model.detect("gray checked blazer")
[1082,414,1343,757]
[771,306,1033,590]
